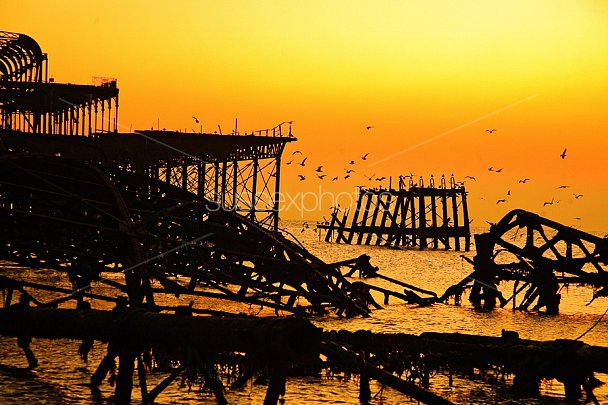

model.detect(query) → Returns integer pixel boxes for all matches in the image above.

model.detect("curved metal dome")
[0,30,46,82]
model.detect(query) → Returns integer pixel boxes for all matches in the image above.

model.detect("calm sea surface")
[0,220,606,404]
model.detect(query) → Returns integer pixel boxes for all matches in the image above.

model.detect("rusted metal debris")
[440,209,608,314]
[318,175,471,250]
[0,154,372,318]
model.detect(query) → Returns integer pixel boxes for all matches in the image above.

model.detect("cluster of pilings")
[318,175,471,250]
[1,304,606,404]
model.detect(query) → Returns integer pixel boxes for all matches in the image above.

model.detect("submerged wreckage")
[1,31,607,404]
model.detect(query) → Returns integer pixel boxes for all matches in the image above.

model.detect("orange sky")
[3,1,608,231]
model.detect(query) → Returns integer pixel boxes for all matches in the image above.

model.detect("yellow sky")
[3,1,608,231]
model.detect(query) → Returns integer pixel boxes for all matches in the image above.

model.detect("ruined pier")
[318,175,471,250]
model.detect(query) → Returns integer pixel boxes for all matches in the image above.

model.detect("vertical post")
[181,163,188,191]
[348,188,364,243]
[431,189,438,249]
[197,162,206,197]
[115,352,135,404]
[365,191,382,245]
[250,158,259,222]
[461,188,471,251]
[214,162,220,204]
[376,192,393,245]
[409,191,417,247]
[221,161,228,208]
[232,160,238,211]
[442,189,450,249]
[418,190,427,249]
[356,192,373,244]
[272,157,281,230]
[451,188,461,251]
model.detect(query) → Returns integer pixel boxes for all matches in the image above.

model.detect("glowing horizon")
[3,0,608,231]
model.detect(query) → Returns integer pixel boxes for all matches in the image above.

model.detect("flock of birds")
[286,126,588,231]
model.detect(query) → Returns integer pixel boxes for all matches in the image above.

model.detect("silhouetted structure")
[442,209,608,314]
[319,175,471,250]
[0,30,292,230]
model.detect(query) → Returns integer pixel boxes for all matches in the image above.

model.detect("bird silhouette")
[364,173,375,181]
[573,193,583,199]
[317,174,327,179]
[345,169,355,174]
[519,178,530,183]
[286,160,293,165]
[366,126,374,130]
[332,176,338,181]
[488,167,494,171]
[292,150,302,155]
[464,176,476,181]
[496,199,507,204]
[495,168,504,173]
[349,160,356,165]
[298,157,307,166]
[376,176,386,181]
[485,129,496,133]
[344,174,351,179]
[543,198,554,206]
[557,185,570,189]
[192,116,200,124]
[298,175,305,181]
[315,166,323,172]
[362,153,369,160]
[507,190,511,196]
[560,148,567,159]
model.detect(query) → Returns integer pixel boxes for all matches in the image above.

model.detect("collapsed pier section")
[319,175,471,250]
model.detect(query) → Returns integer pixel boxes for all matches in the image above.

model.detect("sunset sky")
[3,1,608,231]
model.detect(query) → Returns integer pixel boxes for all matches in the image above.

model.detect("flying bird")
[362,153,369,160]
[485,129,496,133]
[332,176,338,181]
[507,190,511,196]
[315,166,323,172]
[366,125,374,130]
[344,174,351,179]
[519,178,530,183]
[292,150,302,155]
[574,193,583,199]
[496,199,507,204]
[298,157,307,166]
[560,148,567,159]
[364,173,375,181]
[286,160,293,165]
[345,169,355,174]
[488,167,494,172]
[464,176,476,181]
[543,198,554,206]
[557,185,570,189]
[349,160,356,165]
[494,168,504,173]
[297,175,306,181]
[192,116,200,124]
[317,174,327,179]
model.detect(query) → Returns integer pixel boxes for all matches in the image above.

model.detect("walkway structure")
[318,175,471,250]
[0,30,292,230]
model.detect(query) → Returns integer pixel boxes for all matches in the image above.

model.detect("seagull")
[317,174,327,179]
[345,169,355,174]
[464,176,476,181]
[543,198,554,206]
[292,150,302,155]
[362,153,369,160]
[485,129,496,133]
[349,160,356,165]
[366,126,374,130]
[344,174,351,179]
[488,167,494,172]
[286,160,293,165]
[507,190,511,196]
[192,116,200,124]
[364,173,375,181]
[298,157,307,166]
[496,199,507,204]
[557,185,570,189]
[376,176,386,181]
[560,148,567,159]
[315,166,323,172]
[519,178,530,183]
[332,176,338,181]
[298,175,306,181]
[574,193,583,199]
[494,168,504,173]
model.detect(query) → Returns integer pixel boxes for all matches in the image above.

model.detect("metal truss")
[0,153,370,317]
